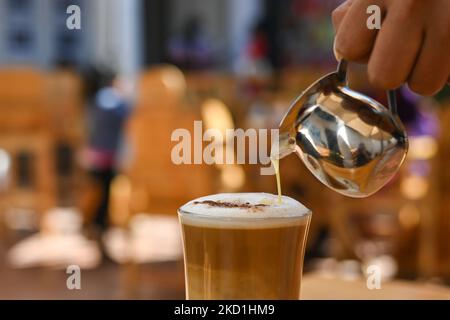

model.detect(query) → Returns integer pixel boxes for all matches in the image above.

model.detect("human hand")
[332,0,450,95]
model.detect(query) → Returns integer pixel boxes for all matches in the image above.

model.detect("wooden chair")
[46,69,85,142]
[117,65,218,224]
[0,68,65,222]
[0,68,51,132]
[46,69,88,209]
[0,133,56,215]
[0,69,58,218]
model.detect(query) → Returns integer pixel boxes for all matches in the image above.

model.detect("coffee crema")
[192,200,268,210]
[181,193,309,220]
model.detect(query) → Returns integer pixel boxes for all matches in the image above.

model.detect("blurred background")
[1,0,450,299]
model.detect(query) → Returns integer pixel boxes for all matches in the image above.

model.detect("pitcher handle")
[337,59,397,115]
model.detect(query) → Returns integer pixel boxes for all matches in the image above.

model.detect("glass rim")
[177,207,312,221]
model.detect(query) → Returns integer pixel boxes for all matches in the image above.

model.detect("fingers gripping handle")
[337,59,397,115]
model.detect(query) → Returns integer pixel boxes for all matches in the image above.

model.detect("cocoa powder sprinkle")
[193,200,268,211]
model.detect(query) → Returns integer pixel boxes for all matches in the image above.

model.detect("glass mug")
[178,193,311,300]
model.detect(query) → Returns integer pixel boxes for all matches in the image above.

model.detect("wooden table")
[301,272,450,300]
[1,232,449,300]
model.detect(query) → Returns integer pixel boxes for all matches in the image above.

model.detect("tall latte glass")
[178,193,311,300]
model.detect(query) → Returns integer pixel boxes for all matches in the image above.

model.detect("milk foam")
[179,193,310,227]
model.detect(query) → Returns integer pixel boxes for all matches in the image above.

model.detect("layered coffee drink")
[179,193,311,300]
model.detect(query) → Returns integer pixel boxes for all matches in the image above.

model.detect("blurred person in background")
[236,18,275,99]
[239,20,272,78]
[167,16,214,70]
[82,67,131,231]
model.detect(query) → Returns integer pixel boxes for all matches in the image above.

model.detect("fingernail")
[333,39,343,61]
[335,0,354,12]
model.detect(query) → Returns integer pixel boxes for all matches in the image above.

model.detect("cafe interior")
[1,0,450,299]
